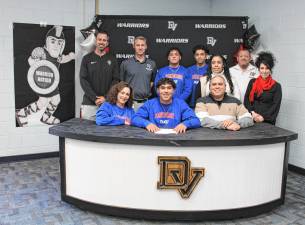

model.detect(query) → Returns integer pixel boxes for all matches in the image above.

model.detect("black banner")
[13,23,75,127]
[96,15,248,67]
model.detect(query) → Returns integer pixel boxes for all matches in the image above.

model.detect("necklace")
[169,65,180,74]
[160,102,171,113]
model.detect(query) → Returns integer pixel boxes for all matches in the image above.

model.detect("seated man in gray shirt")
[195,75,253,131]
[120,36,157,111]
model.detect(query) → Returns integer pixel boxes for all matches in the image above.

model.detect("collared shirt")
[120,57,157,100]
[229,64,258,103]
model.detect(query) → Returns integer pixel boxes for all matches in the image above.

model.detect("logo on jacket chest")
[146,63,152,71]
[166,74,183,80]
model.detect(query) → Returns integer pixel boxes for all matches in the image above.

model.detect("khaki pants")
[133,101,145,112]
[81,105,98,121]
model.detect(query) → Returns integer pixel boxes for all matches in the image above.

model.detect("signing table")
[49,118,297,221]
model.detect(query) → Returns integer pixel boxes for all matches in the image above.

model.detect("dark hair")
[106,81,133,108]
[206,55,234,94]
[255,51,276,71]
[167,47,182,57]
[192,44,209,55]
[96,30,109,40]
[156,78,176,89]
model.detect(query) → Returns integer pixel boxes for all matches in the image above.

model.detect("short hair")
[255,51,276,71]
[192,44,209,55]
[106,81,133,108]
[209,75,226,87]
[167,47,182,57]
[134,36,147,43]
[96,30,109,40]
[237,48,251,56]
[156,78,176,90]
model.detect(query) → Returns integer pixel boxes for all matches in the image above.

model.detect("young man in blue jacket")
[187,45,209,108]
[132,78,200,133]
[154,47,192,101]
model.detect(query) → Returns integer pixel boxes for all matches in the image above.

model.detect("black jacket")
[80,52,120,105]
[244,78,282,125]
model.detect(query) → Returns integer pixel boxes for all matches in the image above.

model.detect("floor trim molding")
[288,164,305,175]
[0,152,59,164]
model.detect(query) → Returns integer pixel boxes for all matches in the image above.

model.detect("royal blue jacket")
[96,102,135,126]
[154,66,192,100]
[132,97,200,129]
[187,64,208,108]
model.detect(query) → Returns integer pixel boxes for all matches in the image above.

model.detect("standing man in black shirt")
[120,36,157,111]
[80,31,120,120]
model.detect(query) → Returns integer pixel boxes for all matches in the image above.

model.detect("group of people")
[80,31,282,133]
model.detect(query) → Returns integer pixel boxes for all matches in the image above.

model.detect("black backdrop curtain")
[96,15,248,67]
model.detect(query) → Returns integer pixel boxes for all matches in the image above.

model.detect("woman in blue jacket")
[96,81,135,126]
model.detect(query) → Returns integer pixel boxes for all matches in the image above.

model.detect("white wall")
[0,0,95,157]
[99,0,212,16]
[211,0,305,169]
[0,0,212,157]
[1,0,303,170]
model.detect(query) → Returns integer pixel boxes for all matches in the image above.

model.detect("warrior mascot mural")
[16,25,75,126]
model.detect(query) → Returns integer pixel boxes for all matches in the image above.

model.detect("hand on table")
[226,122,241,131]
[173,123,187,134]
[252,111,264,123]
[222,120,234,128]
[146,123,160,133]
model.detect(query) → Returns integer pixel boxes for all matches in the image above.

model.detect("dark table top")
[49,118,298,147]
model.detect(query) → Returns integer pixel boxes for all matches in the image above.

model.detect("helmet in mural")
[45,25,66,58]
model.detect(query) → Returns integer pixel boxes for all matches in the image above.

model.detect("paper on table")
[155,128,177,134]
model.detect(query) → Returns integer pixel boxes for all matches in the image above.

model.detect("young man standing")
[229,49,258,103]
[132,78,200,133]
[187,45,209,108]
[120,36,157,110]
[80,31,120,120]
[154,47,192,101]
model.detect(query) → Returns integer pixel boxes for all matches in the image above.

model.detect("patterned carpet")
[0,158,305,225]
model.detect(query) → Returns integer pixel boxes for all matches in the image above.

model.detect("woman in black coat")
[244,52,282,125]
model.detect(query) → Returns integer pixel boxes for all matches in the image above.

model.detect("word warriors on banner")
[194,23,226,29]
[157,156,205,199]
[117,22,150,29]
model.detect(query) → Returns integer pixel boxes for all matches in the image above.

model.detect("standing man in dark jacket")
[80,31,120,120]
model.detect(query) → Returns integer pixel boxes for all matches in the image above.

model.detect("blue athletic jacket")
[154,66,192,101]
[187,64,208,108]
[132,97,200,129]
[96,102,135,126]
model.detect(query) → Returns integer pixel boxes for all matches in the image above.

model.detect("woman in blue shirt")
[96,81,135,126]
